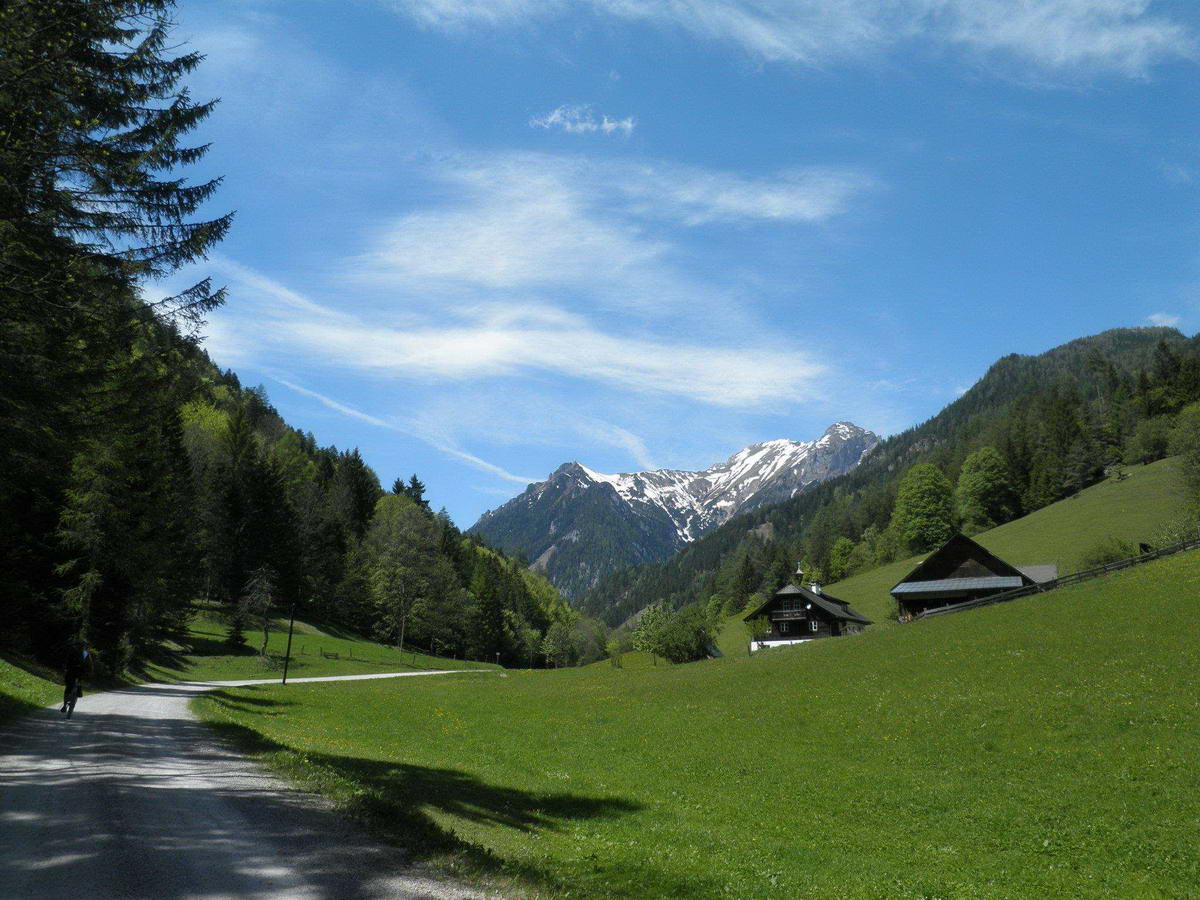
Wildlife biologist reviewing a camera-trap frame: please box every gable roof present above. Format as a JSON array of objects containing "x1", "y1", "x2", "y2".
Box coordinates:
[
  {"x1": 890, "y1": 532, "x2": 1033, "y2": 596},
  {"x1": 743, "y1": 583, "x2": 872, "y2": 625}
]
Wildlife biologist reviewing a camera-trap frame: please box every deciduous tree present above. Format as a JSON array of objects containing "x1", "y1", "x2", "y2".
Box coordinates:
[
  {"x1": 891, "y1": 463, "x2": 955, "y2": 552},
  {"x1": 956, "y1": 447, "x2": 1019, "y2": 533}
]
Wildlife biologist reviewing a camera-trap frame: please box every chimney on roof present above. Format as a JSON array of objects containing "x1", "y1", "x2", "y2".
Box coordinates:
[{"x1": 810, "y1": 582, "x2": 821, "y2": 595}]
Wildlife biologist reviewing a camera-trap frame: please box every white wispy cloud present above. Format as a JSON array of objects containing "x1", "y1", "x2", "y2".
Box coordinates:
[
  {"x1": 204, "y1": 255, "x2": 825, "y2": 408},
  {"x1": 406, "y1": 394, "x2": 662, "y2": 473},
  {"x1": 531, "y1": 104, "x2": 636, "y2": 137},
  {"x1": 204, "y1": 257, "x2": 824, "y2": 407},
  {"x1": 582, "y1": 421, "x2": 658, "y2": 470},
  {"x1": 282, "y1": 303, "x2": 819, "y2": 406},
  {"x1": 272, "y1": 378, "x2": 538, "y2": 485},
  {"x1": 1147, "y1": 312, "x2": 1181, "y2": 327},
  {"x1": 1160, "y1": 162, "x2": 1196, "y2": 184},
  {"x1": 354, "y1": 151, "x2": 873, "y2": 299},
  {"x1": 388, "y1": 0, "x2": 1195, "y2": 78}
]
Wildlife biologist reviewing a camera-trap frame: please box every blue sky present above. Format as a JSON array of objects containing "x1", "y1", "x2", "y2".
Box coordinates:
[{"x1": 165, "y1": 0, "x2": 1200, "y2": 527}]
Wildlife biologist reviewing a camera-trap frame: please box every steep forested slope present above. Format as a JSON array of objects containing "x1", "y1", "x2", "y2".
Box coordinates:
[
  {"x1": 579, "y1": 327, "x2": 1200, "y2": 626},
  {"x1": 0, "y1": 3, "x2": 578, "y2": 675}
]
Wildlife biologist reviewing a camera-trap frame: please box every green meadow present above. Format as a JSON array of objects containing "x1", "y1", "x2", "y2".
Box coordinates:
[
  {"x1": 143, "y1": 612, "x2": 494, "y2": 683},
  {"x1": 196, "y1": 549, "x2": 1200, "y2": 898}
]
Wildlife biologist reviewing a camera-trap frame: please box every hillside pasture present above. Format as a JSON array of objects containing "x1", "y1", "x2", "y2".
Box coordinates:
[
  {"x1": 196, "y1": 549, "x2": 1200, "y2": 898},
  {"x1": 827, "y1": 456, "x2": 1188, "y2": 628},
  {"x1": 143, "y1": 612, "x2": 494, "y2": 683}
]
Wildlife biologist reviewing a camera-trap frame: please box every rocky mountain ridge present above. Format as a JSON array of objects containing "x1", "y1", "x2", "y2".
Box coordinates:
[{"x1": 471, "y1": 422, "x2": 879, "y2": 596}]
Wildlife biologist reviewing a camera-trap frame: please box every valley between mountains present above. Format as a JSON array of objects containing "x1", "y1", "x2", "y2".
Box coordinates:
[{"x1": 471, "y1": 422, "x2": 879, "y2": 596}]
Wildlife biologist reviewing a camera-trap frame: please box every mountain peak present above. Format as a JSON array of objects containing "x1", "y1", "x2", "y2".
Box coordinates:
[{"x1": 472, "y1": 423, "x2": 880, "y2": 596}]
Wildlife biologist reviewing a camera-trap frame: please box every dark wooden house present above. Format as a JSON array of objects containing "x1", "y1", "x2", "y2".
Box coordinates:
[
  {"x1": 744, "y1": 582, "x2": 871, "y2": 652},
  {"x1": 890, "y1": 532, "x2": 1058, "y2": 620}
]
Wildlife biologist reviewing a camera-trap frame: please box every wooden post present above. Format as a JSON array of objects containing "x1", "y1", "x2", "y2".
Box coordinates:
[{"x1": 281, "y1": 598, "x2": 297, "y2": 685}]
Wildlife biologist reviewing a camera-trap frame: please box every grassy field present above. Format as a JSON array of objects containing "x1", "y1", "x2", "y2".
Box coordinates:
[
  {"x1": 196, "y1": 549, "x2": 1200, "y2": 898},
  {"x1": 826, "y1": 456, "x2": 1189, "y2": 629},
  {"x1": 142, "y1": 612, "x2": 494, "y2": 683},
  {"x1": 0, "y1": 654, "x2": 63, "y2": 725}
]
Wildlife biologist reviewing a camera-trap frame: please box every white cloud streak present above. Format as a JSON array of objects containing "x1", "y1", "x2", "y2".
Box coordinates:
[
  {"x1": 389, "y1": 0, "x2": 1194, "y2": 78},
  {"x1": 272, "y1": 378, "x2": 538, "y2": 485},
  {"x1": 206, "y1": 256, "x2": 825, "y2": 408},
  {"x1": 355, "y1": 151, "x2": 872, "y2": 296},
  {"x1": 531, "y1": 104, "x2": 636, "y2": 137},
  {"x1": 1147, "y1": 312, "x2": 1181, "y2": 327},
  {"x1": 276, "y1": 300, "x2": 822, "y2": 407}
]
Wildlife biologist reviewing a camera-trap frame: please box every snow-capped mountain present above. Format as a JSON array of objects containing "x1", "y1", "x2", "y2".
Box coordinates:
[{"x1": 470, "y1": 423, "x2": 879, "y2": 597}]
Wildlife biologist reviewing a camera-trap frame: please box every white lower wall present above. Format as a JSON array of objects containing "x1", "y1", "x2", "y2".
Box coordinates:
[{"x1": 749, "y1": 638, "x2": 816, "y2": 653}]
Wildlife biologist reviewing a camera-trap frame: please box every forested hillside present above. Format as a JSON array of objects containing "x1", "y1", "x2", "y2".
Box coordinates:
[
  {"x1": 0, "y1": 1, "x2": 593, "y2": 676},
  {"x1": 580, "y1": 328, "x2": 1200, "y2": 626}
]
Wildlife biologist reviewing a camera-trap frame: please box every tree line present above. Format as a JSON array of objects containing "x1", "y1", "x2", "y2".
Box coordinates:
[{"x1": 1, "y1": 1, "x2": 611, "y2": 674}]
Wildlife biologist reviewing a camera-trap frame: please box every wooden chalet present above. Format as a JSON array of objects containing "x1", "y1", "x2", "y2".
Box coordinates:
[
  {"x1": 744, "y1": 580, "x2": 871, "y2": 652},
  {"x1": 890, "y1": 532, "x2": 1058, "y2": 620}
]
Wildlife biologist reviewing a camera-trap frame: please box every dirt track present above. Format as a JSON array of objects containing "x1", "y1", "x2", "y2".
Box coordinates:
[{"x1": 0, "y1": 675, "x2": 492, "y2": 899}]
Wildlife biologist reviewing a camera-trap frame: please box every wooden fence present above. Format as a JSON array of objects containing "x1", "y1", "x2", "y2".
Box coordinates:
[{"x1": 912, "y1": 534, "x2": 1200, "y2": 622}]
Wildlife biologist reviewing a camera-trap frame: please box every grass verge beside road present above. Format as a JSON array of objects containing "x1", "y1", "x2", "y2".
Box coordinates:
[
  {"x1": 195, "y1": 550, "x2": 1200, "y2": 898},
  {"x1": 0, "y1": 655, "x2": 62, "y2": 725}
]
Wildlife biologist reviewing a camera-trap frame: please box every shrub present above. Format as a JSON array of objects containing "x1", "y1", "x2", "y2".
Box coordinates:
[
  {"x1": 1149, "y1": 513, "x2": 1200, "y2": 550},
  {"x1": 1076, "y1": 537, "x2": 1137, "y2": 571},
  {"x1": 657, "y1": 605, "x2": 715, "y2": 664},
  {"x1": 225, "y1": 607, "x2": 248, "y2": 649}
]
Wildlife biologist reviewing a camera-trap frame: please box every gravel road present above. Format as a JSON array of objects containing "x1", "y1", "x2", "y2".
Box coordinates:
[{"x1": 0, "y1": 674, "x2": 494, "y2": 899}]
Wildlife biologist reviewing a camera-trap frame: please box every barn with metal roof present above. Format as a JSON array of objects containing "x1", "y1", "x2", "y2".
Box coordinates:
[{"x1": 890, "y1": 533, "x2": 1057, "y2": 620}]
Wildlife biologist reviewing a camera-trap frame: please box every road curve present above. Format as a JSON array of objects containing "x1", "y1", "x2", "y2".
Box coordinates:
[{"x1": 0, "y1": 674, "x2": 493, "y2": 899}]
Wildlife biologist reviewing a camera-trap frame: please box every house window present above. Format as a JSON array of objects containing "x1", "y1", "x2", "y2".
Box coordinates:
[
  {"x1": 780, "y1": 622, "x2": 790, "y2": 634},
  {"x1": 809, "y1": 620, "x2": 819, "y2": 633}
]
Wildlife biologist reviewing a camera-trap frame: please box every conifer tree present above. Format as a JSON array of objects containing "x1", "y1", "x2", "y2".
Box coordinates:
[
  {"x1": 405, "y1": 474, "x2": 430, "y2": 509},
  {"x1": 2, "y1": 0, "x2": 229, "y2": 657},
  {"x1": 0, "y1": 0, "x2": 232, "y2": 319}
]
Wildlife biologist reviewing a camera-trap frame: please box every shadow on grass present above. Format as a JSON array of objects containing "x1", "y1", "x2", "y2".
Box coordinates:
[
  {"x1": 0, "y1": 651, "x2": 61, "y2": 683},
  {"x1": 0, "y1": 693, "x2": 44, "y2": 727},
  {"x1": 198, "y1": 692, "x2": 694, "y2": 897},
  {"x1": 203, "y1": 691, "x2": 296, "y2": 715},
  {"x1": 129, "y1": 627, "x2": 268, "y2": 683}
]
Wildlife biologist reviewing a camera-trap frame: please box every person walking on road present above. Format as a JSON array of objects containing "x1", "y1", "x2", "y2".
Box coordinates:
[{"x1": 61, "y1": 643, "x2": 93, "y2": 718}]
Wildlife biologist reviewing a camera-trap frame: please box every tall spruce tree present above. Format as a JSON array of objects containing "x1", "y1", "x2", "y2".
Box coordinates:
[
  {"x1": 1, "y1": 0, "x2": 230, "y2": 658},
  {"x1": 0, "y1": 0, "x2": 232, "y2": 316}
]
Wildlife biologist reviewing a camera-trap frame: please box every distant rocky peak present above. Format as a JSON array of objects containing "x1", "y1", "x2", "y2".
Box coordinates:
[{"x1": 471, "y1": 423, "x2": 879, "y2": 596}]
